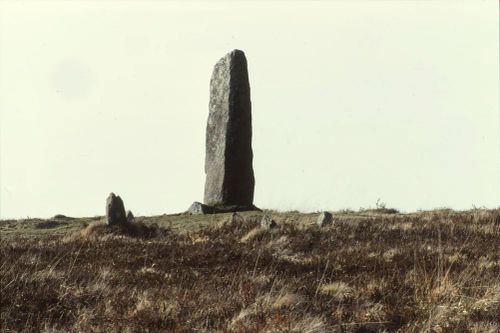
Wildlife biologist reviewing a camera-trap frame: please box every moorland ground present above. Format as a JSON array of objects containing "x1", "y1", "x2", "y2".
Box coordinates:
[{"x1": 0, "y1": 208, "x2": 499, "y2": 332}]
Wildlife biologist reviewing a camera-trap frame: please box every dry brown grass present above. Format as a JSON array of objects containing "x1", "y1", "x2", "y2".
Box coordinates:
[{"x1": 1, "y1": 208, "x2": 499, "y2": 332}]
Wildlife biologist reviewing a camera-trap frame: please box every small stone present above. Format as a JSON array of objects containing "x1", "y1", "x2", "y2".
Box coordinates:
[
  {"x1": 261, "y1": 215, "x2": 277, "y2": 229},
  {"x1": 106, "y1": 193, "x2": 127, "y2": 225},
  {"x1": 187, "y1": 201, "x2": 210, "y2": 215},
  {"x1": 317, "y1": 211, "x2": 333, "y2": 227},
  {"x1": 126, "y1": 210, "x2": 135, "y2": 222}
]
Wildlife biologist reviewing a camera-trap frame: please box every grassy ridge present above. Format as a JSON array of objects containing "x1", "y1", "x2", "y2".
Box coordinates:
[{"x1": 1, "y1": 209, "x2": 499, "y2": 332}]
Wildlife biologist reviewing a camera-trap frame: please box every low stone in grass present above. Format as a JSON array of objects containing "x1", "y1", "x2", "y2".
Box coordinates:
[
  {"x1": 317, "y1": 211, "x2": 333, "y2": 227},
  {"x1": 261, "y1": 215, "x2": 277, "y2": 229},
  {"x1": 187, "y1": 201, "x2": 212, "y2": 215},
  {"x1": 106, "y1": 192, "x2": 127, "y2": 225}
]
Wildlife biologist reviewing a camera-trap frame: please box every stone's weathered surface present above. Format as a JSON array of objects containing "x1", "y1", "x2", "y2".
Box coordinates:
[
  {"x1": 317, "y1": 211, "x2": 333, "y2": 227},
  {"x1": 187, "y1": 202, "x2": 211, "y2": 215},
  {"x1": 204, "y1": 49, "x2": 255, "y2": 208},
  {"x1": 126, "y1": 210, "x2": 135, "y2": 222},
  {"x1": 106, "y1": 193, "x2": 127, "y2": 225},
  {"x1": 261, "y1": 215, "x2": 277, "y2": 230}
]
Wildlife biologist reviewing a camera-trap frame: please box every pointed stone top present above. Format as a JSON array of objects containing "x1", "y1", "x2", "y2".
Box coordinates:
[
  {"x1": 218, "y1": 49, "x2": 246, "y2": 62},
  {"x1": 229, "y1": 49, "x2": 245, "y2": 56}
]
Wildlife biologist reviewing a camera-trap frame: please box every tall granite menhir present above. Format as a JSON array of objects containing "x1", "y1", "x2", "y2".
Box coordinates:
[{"x1": 204, "y1": 49, "x2": 255, "y2": 211}]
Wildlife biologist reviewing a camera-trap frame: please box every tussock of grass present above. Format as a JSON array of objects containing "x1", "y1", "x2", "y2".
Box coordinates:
[
  {"x1": 1, "y1": 208, "x2": 499, "y2": 332},
  {"x1": 75, "y1": 220, "x2": 165, "y2": 240},
  {"x1": 240, "y1": 226, "x2": 266, "y2": 243},
  {"x1": 319, "y1": 281, "x2": 353, "y2": 300},
  {"x1": 272, "y1": 292, "x2": 306, "y2": 309},
  {"x1": 35, "y1": 220, "x2": 68, "y2": 229}
]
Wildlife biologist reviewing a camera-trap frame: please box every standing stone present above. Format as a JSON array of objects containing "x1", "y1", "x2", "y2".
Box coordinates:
[
  {"x1": 204, "y1": 49, "x2": 255, "y2": 209},
  {"x1": 317, "y1": 211, "x2": 333, "y2": 227},
  {"x1": 126, "y1": 210, "x2": 135, "y2": 222},
  {"x1": 106, "y1": 193, "x2": 127, "y2": 225}
]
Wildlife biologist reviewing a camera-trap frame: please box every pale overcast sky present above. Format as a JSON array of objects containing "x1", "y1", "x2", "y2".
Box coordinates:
[{"x1": 0, "y1": 1, "x2": 498, "y2": 219}]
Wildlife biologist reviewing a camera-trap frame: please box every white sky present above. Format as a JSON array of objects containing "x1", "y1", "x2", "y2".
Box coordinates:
[{"x1": 0, "y1": 1, "x2": 498, "y2": 219}]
